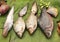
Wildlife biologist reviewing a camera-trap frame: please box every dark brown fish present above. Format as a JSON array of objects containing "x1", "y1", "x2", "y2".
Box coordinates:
[
  {"x1": 38, "y1": 7, "x2": 53, "y2": 38},
  {"x1": 47, "y1": 7, "x2": 58, "y2": 17}
]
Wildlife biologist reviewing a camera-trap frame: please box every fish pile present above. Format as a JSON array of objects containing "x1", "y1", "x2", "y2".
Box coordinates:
[
  {"x1": 38, "y1": 6, "x2": 58, "y2": 38},
  {"x1": 1, "y1": 1, "x2": 58, "y2": 38},
  {"x1": 38, "y1": 7, "x2": 53, "y2": 38}
]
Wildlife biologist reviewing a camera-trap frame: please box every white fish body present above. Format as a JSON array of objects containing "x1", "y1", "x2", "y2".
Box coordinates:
[
  {"x1": 2, "y1": 6, "x2": 14, "y2": 37},
  {"x1": 14, "y1": 17, "x2": 25, "y2": 37},
  {"x1": 26, "y1": 2, "x2": 37, "y2": 34},
  {"x1": 26, "y1": 14, "x2": 37, "y2": 34}
]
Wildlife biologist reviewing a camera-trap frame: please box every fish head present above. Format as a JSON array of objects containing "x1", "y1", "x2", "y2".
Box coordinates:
[
  {"x1": 44, "y1": 24, "x2": 53, "y2": 38},
  {"x1": 28, "y1": 27, "x2": 34, "y2": 34},
  {"x1": 17, "y1": 31, "x2": 23, "y2": 38}
]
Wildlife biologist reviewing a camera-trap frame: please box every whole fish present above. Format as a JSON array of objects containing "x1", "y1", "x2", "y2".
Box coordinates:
[
  {"x1": 38, "y1": 7, "x2": 53, "y2": 38},
  {"x1": 14, "y1": 5, "x2": 27, "y2": 38},
  {"x1": 26, "y1": 2, "x2": 37, "y2": 34},
  {"x1": 2, "y1": 6, "x2": 14, "y2": 37},
  {"x1": 47, "y1": 7, "x2": 58, "y2": 17},
  {"x1": 19, "y1": 5, "x2": 27, "y2": 17}
]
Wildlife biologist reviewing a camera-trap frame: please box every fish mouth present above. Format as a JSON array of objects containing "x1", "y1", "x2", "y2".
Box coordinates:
[
  {"x1": 28, "y1": 27, "x2": 34, "y2": 35},
  {"x1": 17, "y1": 31, "x2": 23, "y2": 38}
]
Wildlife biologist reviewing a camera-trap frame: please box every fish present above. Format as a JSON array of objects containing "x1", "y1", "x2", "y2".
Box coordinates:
[
  {"x1": 0, "y1": 4, "x2": 10, "y2": 15},
  {"x1": 38, "y1": 7, "x2": 53, "y2": 38},
  {"x1": 26, "y1": 2, "x2": 37, "y2": 34},
  {"x1": 14, "y1": 5, "x2": 27, "y2": 38},
  {"x1": 47, "y1": 7, "x2": 58, "y2": 17},
  {"x1": 31, "y1": 2, "x2": 37, "y2": 14},
  {"x1": 2, "y1": 6, "x2": 14, "y2": 37},
  {"x1": 57, "y1": 21, "x2": 60, "y2": 35}
]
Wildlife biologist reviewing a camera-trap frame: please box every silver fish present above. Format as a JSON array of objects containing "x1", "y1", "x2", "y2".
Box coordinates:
[
  {"x1": 26, "y1": 2, "x2": 37, "y2": 34},
  {"x1": 38, "y1": 7, "x2": 53, "y2": 38},
  {"x1": 47, "y1": 7, "x2": 58, "y2": 17},
  {"x1": 14, "y1": 5, "x2": 27, "y2": 38},
  {"x1": 2, "y1": 6, "x2": 14, "y2": 37}
]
